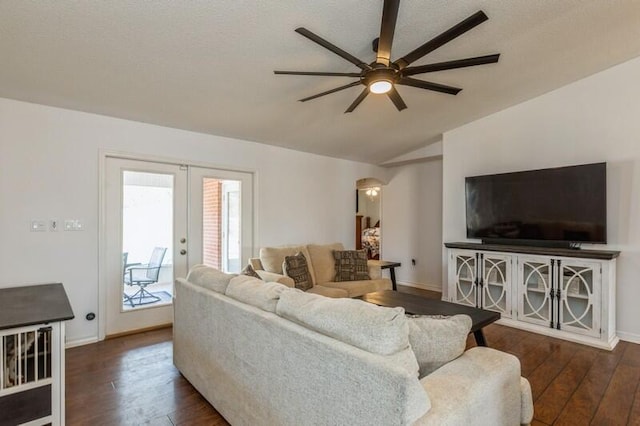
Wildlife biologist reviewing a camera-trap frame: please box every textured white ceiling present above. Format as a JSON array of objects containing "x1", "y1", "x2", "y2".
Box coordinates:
[{"x1": 1, "y1": 1, "x2": 640, "y2": 164}]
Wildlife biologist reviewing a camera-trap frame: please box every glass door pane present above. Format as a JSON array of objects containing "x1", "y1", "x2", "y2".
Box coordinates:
[
  {"x1": 122, "y1": 171, "x2": 174, "y2": 310},
  {"x1": 222, "y1": 181, "x2": 241, "y2": 273},
  {"x1": 201, "y1": 178, "x2": 242, "y2": 273},
  {"x1": 190, "y1": 167, "x2": 253, "y2": 273}
]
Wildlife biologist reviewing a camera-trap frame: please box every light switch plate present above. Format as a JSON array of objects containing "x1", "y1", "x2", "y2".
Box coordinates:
[{"x1": 30, "y1": 220, "x2": 47, "y2": 232}]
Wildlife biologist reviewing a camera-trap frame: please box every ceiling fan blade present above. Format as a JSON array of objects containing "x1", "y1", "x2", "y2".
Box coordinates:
[
  {"x1": 395, "y1": 11, "x2": 489, "y2": 69},
  {"x1": 402, "y1": 54, "x2": 500, "y2": 76},
  {"x1": 387, "y1": 86, "x2": 407, "y2": 111},
  {"x1": 299, "y1": 81, "x2": 362, "y2": 102},
  {"x1": 344, "y1": 89, "x2": 369, "y2": 113},
  {"x1": 376, "y1": 0, "x2": 401, "y2": 66},
  {"x1": 274, "y1": 70, "x2": 361, "y2": 77},
  {"x1": 398, "y1": 77, "x2": 462, "y2": 95},
  {"x1": 295, "y1": 28, "x2": 371, "y2": 71}
]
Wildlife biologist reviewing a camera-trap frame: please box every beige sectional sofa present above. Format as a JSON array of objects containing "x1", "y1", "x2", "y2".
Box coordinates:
[
  {"x1": 174, "y1": 265, "x2": 534, "y2": 426},
  {"x1": 249, "y1": 242, "x2": 391, "y2": 298}
]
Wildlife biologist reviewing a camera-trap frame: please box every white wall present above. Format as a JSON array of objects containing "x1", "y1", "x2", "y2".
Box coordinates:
[
  {"x1": 442, "y1": 55, "x2": 640, "y2": 342},
  {"x1": 383, "y1": 159, "x2": 443, "y2": 291},
  {"x1": 0, "y1": 97, "x2": 385, "y2": 344}
]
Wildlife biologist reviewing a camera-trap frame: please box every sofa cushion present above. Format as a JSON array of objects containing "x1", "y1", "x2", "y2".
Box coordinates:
[
  {"x1": 241, "y1": 263, "x2": 262, "y2": 279},
  {"x1": 407, "y1": 314, "x2": 472, "y2": 377},
  {"x1": 186, "y1": 264, "x2": 236, "y2": 293},
  {"x1": 259, "y1": 245, "x2": 316, "y2": 285},
  {"x1": 225, "y1": 275, "x2": 289, "y2": 313},
  {"x1": 318, "y1": 278, "x2": 391, "y2": 298},
  {"x1": 333, "y1": 249, "x2": 371, "y2": 282},
  {"x1": 307, "y1": 242, "x2": 343, "y2": 284},
  {"x1": 306, "y1": 285, "x2": 349, "y2": 298},
  {"x1": 276, "y1": 289, "x2": 409, "y2": 356},
  {"x1": 282, "y1": 252, "x2": 313, "y2": 291}
]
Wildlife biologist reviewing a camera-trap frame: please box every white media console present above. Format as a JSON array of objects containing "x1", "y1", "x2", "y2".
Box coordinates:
[{"x1": 445, "y1": 242, "x2": 620, "y2": 350}]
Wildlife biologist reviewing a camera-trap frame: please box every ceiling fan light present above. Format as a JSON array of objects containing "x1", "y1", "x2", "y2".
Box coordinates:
[{"x1": 369, "y1": 80, "x2": 393, "y2": 94}]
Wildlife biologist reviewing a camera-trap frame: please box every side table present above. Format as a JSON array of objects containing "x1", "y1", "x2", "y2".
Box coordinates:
[{"x1": 368, "y1": 260, "x2": 401, "y2": 291}]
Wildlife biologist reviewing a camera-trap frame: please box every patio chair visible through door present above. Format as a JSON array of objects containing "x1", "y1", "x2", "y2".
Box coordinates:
[{"x1": 123, "y1": 247, "x2": 167, "y2": 307}]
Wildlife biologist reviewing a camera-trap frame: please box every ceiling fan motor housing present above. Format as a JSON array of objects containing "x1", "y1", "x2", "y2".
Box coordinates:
[{"x1": 362, "y1": 66, "x2": 398, "y2": 87}]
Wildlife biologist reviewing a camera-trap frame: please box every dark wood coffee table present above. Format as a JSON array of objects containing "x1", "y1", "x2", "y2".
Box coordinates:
[{"x1": 360, "y1": 290, "x2": 500, "y2": 346}]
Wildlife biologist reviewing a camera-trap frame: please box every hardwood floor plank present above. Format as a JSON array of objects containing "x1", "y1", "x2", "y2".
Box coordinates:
[
  {"x1": 530, "y1": 420, "x2": 551, "y2": 426},
  {"x1": 527, "y1": 340, "x2": 580, "y2": 400},
  {"x1": 168, "y1": 395, "x2": 231, "y2": 426},
  {"x1": 591, "y1": 362, "x2": 640, "y2": 425},
  {"x1": 533, "y1": 346, "x2": 598, "y2": 424},
  {"x1": 620, "y1": 341, "x2": 640, "y2": 368},
  {"x1": 553, "y1": 342, "x2": 626, "y2": 425},
  {"x1": 629, "y1": 380, "x2": 640, "y2": 426}
]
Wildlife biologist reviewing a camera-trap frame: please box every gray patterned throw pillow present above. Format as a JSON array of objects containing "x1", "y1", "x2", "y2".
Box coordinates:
[
  {"x1": 283, "y1": 252, "x2": 313, "y2": 291},
  {"x1": 333, "y1": 250, "x2": 370, "y2": 282}
]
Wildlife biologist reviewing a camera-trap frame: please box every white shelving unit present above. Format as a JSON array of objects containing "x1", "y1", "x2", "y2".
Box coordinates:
[
  {"x1": 0, "y1": 284, "x2": 74, "y2": 426},
  {"x1": 446, "y1": 243, "x2": 619, "y2": 350}
]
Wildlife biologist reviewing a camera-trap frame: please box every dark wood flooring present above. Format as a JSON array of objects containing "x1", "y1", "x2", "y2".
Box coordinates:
[{"x1": 66, "y1": 286, "x2": 640, "y2": 425}]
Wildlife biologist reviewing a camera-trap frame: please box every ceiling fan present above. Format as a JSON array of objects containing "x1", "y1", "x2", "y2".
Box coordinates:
[{"x1": 274, "y1": 0, "x2": 500, "y2": 113}]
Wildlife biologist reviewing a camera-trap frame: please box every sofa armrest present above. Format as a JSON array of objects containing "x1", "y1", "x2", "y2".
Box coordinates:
[
  {"x1": 256, "y1": 270, "x2": 295, "y2": 287},
  {"x1": 367, "y1": 260, "x2": 382, "y2": 279},
  {"x1": 415, "y1": 347, "x2": 528, "y2": 425},
  {"x1": 249, "y1": 257, "x2": 263, "y2": 270}
]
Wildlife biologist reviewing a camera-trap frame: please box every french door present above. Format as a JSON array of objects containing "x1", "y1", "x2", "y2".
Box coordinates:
[
  {"x1": 188, "y1": 167, "x2": 253, "y2": 273},
  {"x1": 103, "y1": 157, "x2": 253, "y2": 336}
]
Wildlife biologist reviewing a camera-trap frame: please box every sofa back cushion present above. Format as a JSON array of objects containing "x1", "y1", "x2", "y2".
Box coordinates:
[
  {"x1": 186, "y1": 264, "x2": 236, "y2": 293},
  {"x1": 259, "y1": 245, "x2": 316, "y2": 285},
  {"x1": 276, "y1": 289, "x2": 409, "y2": 356},
  {"x1": 225, "y1": 275, "x2": 289, "y2": 313},
  {"x1": 307, "y1": 242, "x2": 344, "y2": 284}
]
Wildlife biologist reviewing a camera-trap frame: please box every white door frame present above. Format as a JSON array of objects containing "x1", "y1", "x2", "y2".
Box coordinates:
[{"x1": 98, "y1": 150, "x2": 257, "y2": 340}]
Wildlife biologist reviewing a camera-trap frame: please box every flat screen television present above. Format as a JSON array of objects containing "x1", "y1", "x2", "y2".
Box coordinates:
[{"x1": 465, "y1": 162, "x2": 606, "y2": 246}]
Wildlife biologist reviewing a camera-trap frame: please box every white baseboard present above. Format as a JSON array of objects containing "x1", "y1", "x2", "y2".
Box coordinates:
[
  {"x1": 66, "y1": 336, "x2": 99, "y2": 349},
  {"x1": 617, "y1": 331, "x2": 640, "y2": 345},
  {"x1": 496, "y1": 318, "x2": 619, "y2": 351},
  {"x1": 397, "y1": 281, "x2": 442, "y2": 293}
]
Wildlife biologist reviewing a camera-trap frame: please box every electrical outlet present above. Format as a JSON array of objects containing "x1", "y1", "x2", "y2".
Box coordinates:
[{"x1": 64, "y1": 219, "x2": 85, "y2": 231}]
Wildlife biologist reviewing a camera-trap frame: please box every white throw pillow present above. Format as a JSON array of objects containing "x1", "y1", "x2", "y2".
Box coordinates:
[
  {"x1": 225, "y1": 275, "x2": 289, "y2": 313},
  {"x1": 186, "y1": 264, "x2": 236, "y2": 293},
  {"x1": 407, "y1": 314, "x2": 472, "y2": 377}
]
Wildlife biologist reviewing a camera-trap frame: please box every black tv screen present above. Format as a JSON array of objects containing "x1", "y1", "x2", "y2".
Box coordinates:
[{"x1": 465, "y1": 163, "x2": 607, "y2": 244}]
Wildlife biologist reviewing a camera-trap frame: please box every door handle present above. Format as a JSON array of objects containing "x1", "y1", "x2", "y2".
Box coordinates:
[{"x1": 180, "y1": 249, "x2": 187, "y2": 255}]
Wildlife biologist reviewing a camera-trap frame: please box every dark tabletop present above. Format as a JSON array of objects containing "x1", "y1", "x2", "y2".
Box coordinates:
[
  {"x1": 369, "y1": 260, "x2": 401, "y2": 268},
  {"x1": 0, "y1": 283, "x2": 75, "y2": 330},
  {"x1": 360, "y1": 290, "x2": 500, "y2": 332}
]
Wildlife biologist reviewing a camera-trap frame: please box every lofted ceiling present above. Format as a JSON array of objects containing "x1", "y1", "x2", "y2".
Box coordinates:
[{"x1": 1, "y1": 1, "x2": 640, "y2": 164}]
